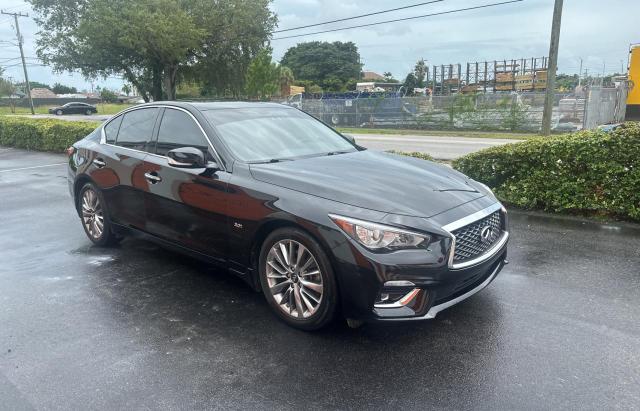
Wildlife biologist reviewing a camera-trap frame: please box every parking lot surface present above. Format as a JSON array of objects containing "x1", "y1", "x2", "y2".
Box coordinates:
[{"x1": 1, "y1": 147, "x2": 639, "y2": 410}]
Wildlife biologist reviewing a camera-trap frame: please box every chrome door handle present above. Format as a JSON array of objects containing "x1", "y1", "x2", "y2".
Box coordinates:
[
  {"x1": 144, "y1": 172, "x2": 162, "y2": 184},
  {"x1": 93, "y1": 158, "x2": 106, "y2": 168}
]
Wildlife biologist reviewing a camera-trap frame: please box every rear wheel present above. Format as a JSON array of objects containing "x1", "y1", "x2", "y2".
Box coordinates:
[
  {"x1": 78, "y1": 182, "x2": 119, "y2": 246},
  {"x1": 85, "y1": 109, "x2": 92, "y2": 115},
  {"x1": 259, "y1": 228, "x2": 338, "y2": 330}
]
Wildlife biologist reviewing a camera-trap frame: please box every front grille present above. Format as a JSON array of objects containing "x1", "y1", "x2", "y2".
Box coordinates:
[{"x1": 451, "y1": 211, "x2": 503, "y2": 263}]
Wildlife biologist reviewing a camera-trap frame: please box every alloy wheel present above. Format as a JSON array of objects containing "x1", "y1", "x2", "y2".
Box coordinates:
[
  {"x1": 81, "y1": 188, "x2": 104, "y2": 240},
  {"x1": 266, "y1": 239, "x2": 324, "y2": 318}
]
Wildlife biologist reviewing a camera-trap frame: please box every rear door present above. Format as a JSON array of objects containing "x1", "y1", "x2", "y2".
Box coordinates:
[
  {"x1": 140, "y1": 107, "x2": 229, "y2": 261},
  {"x1": 93, "y1": 107, "x2": 160, "y2": 230}
]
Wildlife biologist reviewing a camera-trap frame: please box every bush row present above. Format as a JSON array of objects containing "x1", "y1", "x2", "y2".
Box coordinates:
[
  {"x1": 0, "y1": 117, "x2": 99, "y2": 153},
  {"x1": 452, "y1": 123, "x2": 640, "y2": 221}
]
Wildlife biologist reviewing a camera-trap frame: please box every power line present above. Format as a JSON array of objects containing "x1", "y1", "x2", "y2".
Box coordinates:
[
  {"x1": 274, "y1": 0, "x2": 445, "y2": 33},
  {"x1": 272, "y1": 0, "x2": 525, "y2": 40}
]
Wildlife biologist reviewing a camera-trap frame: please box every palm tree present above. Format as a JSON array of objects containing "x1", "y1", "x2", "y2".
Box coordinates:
[{"x1": 278, "y1": 66, "x2": 295, "y2": 96}]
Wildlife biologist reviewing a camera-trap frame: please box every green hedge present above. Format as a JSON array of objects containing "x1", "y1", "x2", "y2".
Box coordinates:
[
  {"x1": 0, "y1": 117, "x2": 100, "y2": 153},
  {"x1": 452, "y1": 123, "x2": 640, "y2": 221}
]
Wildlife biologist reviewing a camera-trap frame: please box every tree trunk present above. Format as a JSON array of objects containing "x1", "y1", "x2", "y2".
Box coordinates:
[
  {"x1": 152, "y1": 64, "x2": 163, "y2": 101},
  {"x1": 122, "y1": 67, "x2": 150, "y2": 102},
  {"x1": 163, "y1": 64, "x2": 178, "y2": 100}
]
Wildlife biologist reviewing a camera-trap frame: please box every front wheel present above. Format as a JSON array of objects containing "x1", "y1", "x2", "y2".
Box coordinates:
[
  {"x1": 56, "y1": 109, "x2": 63, "y2": 115},
  {"x1": 78, "y1": 182, "x2": 119, "y2": 246},
  {"x1": 259, "y1": 228, "x2": 338, "y2": 330}
]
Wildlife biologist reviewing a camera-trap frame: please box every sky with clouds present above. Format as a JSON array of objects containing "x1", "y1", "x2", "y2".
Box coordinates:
[{"x1": 1, "y1": 0, "x2": 638, "y2": 91}]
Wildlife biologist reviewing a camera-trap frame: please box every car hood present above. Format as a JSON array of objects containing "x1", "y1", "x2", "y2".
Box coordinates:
[{"x1": 249, "y1": 150, "x2": 485, "y2": 218}]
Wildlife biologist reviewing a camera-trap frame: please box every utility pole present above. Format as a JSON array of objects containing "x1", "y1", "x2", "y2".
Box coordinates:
[
  {"x1": 578, "y1": 57, "x2": 583, "y2": 87},
  {"x1": 1, "y1": 10, "x2": 35, "y2": 115},
  {"x1": 542, "y1": 0, "x2": 563, "y2": 136}
]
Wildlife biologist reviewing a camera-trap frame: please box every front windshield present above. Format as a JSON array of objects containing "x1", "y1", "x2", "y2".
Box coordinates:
[{"x1": 202, "y1": 107, "x2": 357, "y2": 162}]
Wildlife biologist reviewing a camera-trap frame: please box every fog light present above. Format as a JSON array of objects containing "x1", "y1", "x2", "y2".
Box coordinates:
[{"x1": 374, "y1": 282, "x2": 422, "y2": 308}]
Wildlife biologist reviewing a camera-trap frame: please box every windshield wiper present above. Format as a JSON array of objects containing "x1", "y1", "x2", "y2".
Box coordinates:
[{"x1": 325, "y1": 150, "x2": 352, "y2": 156}]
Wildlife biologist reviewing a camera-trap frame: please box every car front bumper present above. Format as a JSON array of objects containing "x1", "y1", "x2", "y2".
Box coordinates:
[{"x1": 328, "y1": 203, "x2": 509, "y2": 322}]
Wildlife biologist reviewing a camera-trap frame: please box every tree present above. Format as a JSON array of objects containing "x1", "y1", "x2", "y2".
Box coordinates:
[
  {"x1": 278, "y1": 66, "x2": 295, "y2": 96},
  {"x1": 403, "y1": 73, "x2": 419, "y2": 95},
  {"x1": 52, "y1": 83, "x2": 77, "y2": 94},
  {"x1": 245, "y1": 48, "x2": 279, "y2": 100},
  {"x1": 414, "y1": 59, "x2": 427, "y2": 87},
  {"x1": 0, "y1": 70, "x2": 18, "y2": 113},
  {"x1": 100, "y1": 88, "x2": 118, "y2": 103},
  {"x1": 28, "y1": 0, "x2": 276, "y2": 101},
  {"x1": 280, "y1": 41, "x2": 361, "y2": 91},
  {"x1": 121, "y1": 84, "x2": 131, "y2": 96},
  {"x1": 382, "y1": 72, "x2": 399, "y2": 83},
  {"x1": 16, "y1": 81, "x2": 50, "y2": 90}
]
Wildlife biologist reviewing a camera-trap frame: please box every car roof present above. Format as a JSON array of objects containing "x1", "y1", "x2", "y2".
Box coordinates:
[{"x1": 133, "y1": 101, "x2": 293, "y2": 112}]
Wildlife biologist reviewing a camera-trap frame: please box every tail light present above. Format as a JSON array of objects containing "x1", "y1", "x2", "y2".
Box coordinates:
[{"x1": 66, "y1": 146, "x2": 76, "y2": 157}]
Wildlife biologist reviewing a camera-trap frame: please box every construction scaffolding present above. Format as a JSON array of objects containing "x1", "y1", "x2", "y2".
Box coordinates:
[{"x1": 429, "y1": 57, "x2": 549, "y2": 95}]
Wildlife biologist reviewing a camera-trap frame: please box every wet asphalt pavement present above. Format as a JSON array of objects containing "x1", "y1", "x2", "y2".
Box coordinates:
[{"x1": 1, "y1": 147, "x2": 639, "y2": 410}]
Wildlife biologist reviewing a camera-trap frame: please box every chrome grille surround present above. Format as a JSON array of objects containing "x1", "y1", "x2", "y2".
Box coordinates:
[
  {"x1": 451, "y1": 211, "x2": 503, "y2": 263},
  {"x1": 441, "y1": 203, "x2": 508, "y2": 269}
]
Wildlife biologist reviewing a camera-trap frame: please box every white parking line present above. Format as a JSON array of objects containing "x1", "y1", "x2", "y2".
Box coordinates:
[{"x1": 0, "y1": 163, "x2": 67, "y2": 173}]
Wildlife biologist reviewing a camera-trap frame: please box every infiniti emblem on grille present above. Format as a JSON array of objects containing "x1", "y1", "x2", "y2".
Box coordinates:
[{"x1": 480, "y1": 226, "x2": 493, "y2": 244}]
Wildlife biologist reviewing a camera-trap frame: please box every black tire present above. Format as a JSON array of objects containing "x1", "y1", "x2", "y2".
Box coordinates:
[
  {"x1": 78, "y1": 182, "x2": 119, "y2": 246},
  {"x1": 85, "y1": 109, "x2": 92, "y2": 115},
  {"x1": 258, "y1": 227, "x2": 338, "y2": 330},
  {"x1": 56, "y1": 109, "x2": 63, "y2": 116}
]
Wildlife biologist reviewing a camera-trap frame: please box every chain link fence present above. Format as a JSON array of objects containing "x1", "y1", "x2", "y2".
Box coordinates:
[{"x1": 288, "y1": 84, "x2": 629, "y2": 132}]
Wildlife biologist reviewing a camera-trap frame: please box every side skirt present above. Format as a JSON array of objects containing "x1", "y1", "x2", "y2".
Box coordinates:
[{"x1": 111, "y1": 223, "x2": 260, "y2": 291}]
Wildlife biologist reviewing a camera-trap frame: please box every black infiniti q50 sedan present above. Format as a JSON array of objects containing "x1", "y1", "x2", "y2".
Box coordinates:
[{"x1": 67, "y1": 102, "x2": 508, "y2": 330}]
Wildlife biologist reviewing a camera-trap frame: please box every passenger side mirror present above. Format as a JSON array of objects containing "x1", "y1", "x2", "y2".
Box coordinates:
[{"x1": 167, "y1": 147, "x2": 206, "y2": 168}]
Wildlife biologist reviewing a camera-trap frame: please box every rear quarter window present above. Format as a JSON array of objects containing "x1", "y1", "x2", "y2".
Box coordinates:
[{"x1": 104, "y1": 115, "x2": 123, "y2": 144}]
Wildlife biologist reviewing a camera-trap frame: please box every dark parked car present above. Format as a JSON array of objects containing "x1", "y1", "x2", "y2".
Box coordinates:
[
  {"x1": 49, "y1": 102, "x2": 97, "y2": 115},
  {"x1": 67, "y1": 102, "x2": 508, "y2": 330}
]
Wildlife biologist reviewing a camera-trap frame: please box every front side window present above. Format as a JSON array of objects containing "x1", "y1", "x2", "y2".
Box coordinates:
[
  {"x1": 155, "y1": 109, "x2": 210, "y2": 157},
  {"x1": 115, "y1": 108, "x2": 159, "y2": 151},
  {"x1": 104, "y1": 115, "x2": 123, "y2": 144},
  {"x1": 202, "y1": 107, "x2": 356, "y2": 162}
]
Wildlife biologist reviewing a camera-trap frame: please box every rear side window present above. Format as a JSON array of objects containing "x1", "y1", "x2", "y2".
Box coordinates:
[
  {"x1": 155, "y1": 109, "x2": 210, "y2": 157},
  {"x1": 104, "y1": 115, "x2": 123, "y2": 144},
  {"x1": 115, "y1": 108, "x2": 159, "y2": 151}
]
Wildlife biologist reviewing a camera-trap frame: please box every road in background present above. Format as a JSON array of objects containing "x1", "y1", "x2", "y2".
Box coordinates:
[
  {"x1": 1, "y1": 147, "x2": 639, "y2": 410},
  {"x1": 352, "y1": 133, "x2": 520, "y2": 159}
]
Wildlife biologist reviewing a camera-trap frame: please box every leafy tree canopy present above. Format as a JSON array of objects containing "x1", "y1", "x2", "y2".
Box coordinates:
[
  {"x1": 52, "y1": 83, "x2": 77, "y2": 94},
  {"x1": 413, "y1": 59, "x2": 427, "y2": 87},
  {"x1": 16, "y1": 81, "x2": 50, "y2": 90},
  {"x1": 27, "y1": 0, "x2": 276, "y2": 101},
  {"x1": 280, "y1": 41, "x2": 361, "y2": 91}
]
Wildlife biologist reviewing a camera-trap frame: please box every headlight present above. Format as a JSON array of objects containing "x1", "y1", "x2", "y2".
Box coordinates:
[{"x1": 329, "y1": 214, "x2": 430, "y2": 251}]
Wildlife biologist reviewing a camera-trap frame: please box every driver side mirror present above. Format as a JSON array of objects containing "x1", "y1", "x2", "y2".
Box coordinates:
[{"x1": 167, "y1": 147, "x2": 206, "y2": 168}]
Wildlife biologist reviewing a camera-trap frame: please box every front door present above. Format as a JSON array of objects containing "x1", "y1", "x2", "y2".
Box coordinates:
[{"x1": 140, "y1": 107, "x2": 229, "y2": 262}]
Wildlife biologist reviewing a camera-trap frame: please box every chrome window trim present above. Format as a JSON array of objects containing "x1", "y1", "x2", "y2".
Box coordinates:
[
  {"x1": 441, "y1": 202, "x2": 508, "y2": 269},
  {"x1": 99, "y1": 104, "x2": 226, "y2": 171}
]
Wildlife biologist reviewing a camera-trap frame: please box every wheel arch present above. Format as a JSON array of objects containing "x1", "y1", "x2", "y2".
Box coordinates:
[
  {"x1": 72, "y1": 174, "x2": 95, "y2": 215},
  {"x1": 249, "y1": 218, "x2": 341, "y2": 301}
]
